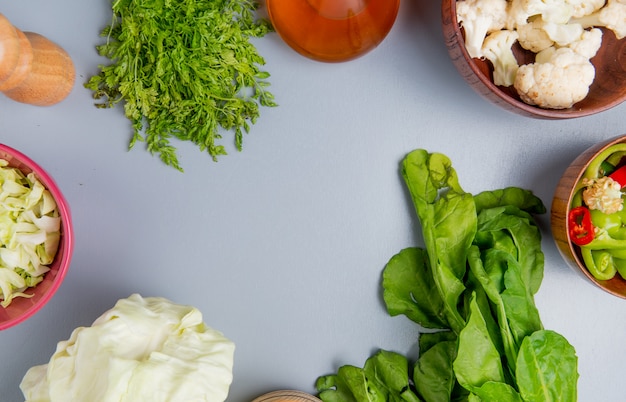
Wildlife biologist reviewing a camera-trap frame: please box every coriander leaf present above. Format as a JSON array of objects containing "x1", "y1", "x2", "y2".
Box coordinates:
[{"x1": 85, "y1": 0, "x2": 276, "y2": 171}]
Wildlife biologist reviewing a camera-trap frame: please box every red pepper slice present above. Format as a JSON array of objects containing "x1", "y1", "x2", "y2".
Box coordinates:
[
  {"x1": 609, "y1": 165, "x2": 626, "y2": 188},
  {"x1": 568, "y1": 206, "x2": 595, "y2": 246}
]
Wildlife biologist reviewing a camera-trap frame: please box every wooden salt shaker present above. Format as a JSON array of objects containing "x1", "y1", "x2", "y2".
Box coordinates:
[{"x1": 0, "y1": 13, "x2": 75, "y2": 106}]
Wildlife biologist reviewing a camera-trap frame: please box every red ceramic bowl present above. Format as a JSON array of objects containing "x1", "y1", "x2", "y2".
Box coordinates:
[{"x1": 0, "y1": 144, "x2": 73, "y2": 330}]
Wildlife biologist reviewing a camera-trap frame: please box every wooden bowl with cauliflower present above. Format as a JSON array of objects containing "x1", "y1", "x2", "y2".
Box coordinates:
[
  {"x1": 552, "y1": 135, "x2": 626, "y2": 298},
  {"x1": 442, "y1": 0, "x2": 626, "y2": 119}
]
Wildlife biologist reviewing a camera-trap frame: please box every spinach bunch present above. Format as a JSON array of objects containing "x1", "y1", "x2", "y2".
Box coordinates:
[
  {"x1": 85, "y1": 0, "x2": 276, "y2": 171},
  {"x1": 316, "y1": 150, "x2": 578, "y2": 402}
]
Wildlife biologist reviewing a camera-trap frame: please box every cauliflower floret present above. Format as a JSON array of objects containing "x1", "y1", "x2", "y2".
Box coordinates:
[
  {"x1": 481, "y1": 30, "x2": 520, "y2": 86},
  {"x1": 456, "y1": 0, "x2": 509, "y2": 58},
  {"x1": 514, "y1": 47, "x2": 595, "y2": 108},
  {"x1": 582, "y1": 176, "x2": 624, "y2": 214},
  {"x1": 517, "y1": 15, "x2": 584, "y2": 51},
  {"x1": 565, "y1": 0, "x2": 606, "y2": 18},
  {"x1": 507, "y1": 0, "x2": 574, "y2": 28},
  {"x1": 571, "y1": 0, "x2": 626, "y2": 39},
  {"x1": 567, "y1": 27, "x2": 603, "y2": 58},
  {"x1": 542, "y1": 21, "x2": 584, "y2": 45},
  {"x1": 517, "y1": 16, "x2": 555, "y2": 52}
]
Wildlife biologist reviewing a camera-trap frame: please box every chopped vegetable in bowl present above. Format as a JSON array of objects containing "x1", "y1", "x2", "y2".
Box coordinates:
[
  {"x1": 0, "y1": 159, "x2": 60, "y2": 307},
  {"x1": 568, "y1": 142, "x2": 626, "y2": 280},
  {"x1": 455, "y1": 0, "x2": 625, "y2": 109}
]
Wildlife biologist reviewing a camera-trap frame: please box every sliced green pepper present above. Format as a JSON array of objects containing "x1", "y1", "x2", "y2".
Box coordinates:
[
  {"x1": 581, "y1": 248, "x2": 617, "y2": 280},
  {"x1": 589, "y1": 209, "x2": 626, "y2": 239},
  {"x1": 614, "y1": 257, "x2": 626, "y2": 280}
]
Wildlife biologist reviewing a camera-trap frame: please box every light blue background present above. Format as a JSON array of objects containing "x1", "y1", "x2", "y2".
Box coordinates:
[{"x1": 0, "y1": 1, "x2": 624, "y2": 401}]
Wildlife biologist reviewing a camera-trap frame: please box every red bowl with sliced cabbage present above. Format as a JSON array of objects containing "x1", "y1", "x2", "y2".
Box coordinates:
[{"x1": 0, "y1": 144, "x2": 73, "y2": 329}]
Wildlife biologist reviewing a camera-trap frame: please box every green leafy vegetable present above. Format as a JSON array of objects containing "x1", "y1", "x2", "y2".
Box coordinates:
[
  {"x1": 317, "y1": 150, "x2": 578, "y2": 402},
  {"x1": 85, "y1": 0, "x2": 276, "y2": 171},
  {"x1": 316, "y1": 350, "x2": 422, "y2": 402},
  {"x1": 0, "y1": 159, "x2": 61, "y2": 307}
]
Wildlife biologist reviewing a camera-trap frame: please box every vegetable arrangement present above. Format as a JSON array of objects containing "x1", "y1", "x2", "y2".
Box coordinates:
[
  {"x1": 20, "y1": 294, "x2": 235, "y2": 402},
  {"x1": 316, "y1": 150, "x2": 578, "y2": 402},
  {"x1": 85, "y1": 0, "x2": 277, "y2": 172},
  {"x1": 456, "y1": 0, "x2": 626, "y2": 109},
  {"x1": 0, "y1": 160, "x2": 61, "y2": 307},
  {"x1": 568, "y1": 143, "x2": 626, "y2": 280}
]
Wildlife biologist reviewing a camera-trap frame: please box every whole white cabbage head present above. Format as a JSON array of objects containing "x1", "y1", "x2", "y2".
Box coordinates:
[{"x1": 20, "y1": 294, "x2": 235, "y2": 402}]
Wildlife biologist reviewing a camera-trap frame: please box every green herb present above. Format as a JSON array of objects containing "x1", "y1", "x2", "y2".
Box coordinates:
[
  {"x1": 316, "y1": 150, "x2": 578, "y2": 402},
  {"x1": 85, "y1": 0, "x2": 276, "y2": 171}
]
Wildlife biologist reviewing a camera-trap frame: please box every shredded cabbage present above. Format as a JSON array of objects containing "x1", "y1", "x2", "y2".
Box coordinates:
[
  {"x1": 20, "y1": 294, "x2": 236, "y2": 402},
  {"x1": 0, "y1": 159, "x2": 61, "y2": 307}
]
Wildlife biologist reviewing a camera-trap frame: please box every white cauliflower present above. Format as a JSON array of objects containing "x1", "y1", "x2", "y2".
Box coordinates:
[
  {"x1": 517, "y1": 15, "x2": 584, "y2": 51},
  {"x1": 507, "y1": 0, "x2": 574, "y2": 28},
  {"x1": 514, "y1": 46, "x2": 595, "y2": 108},
  {"x1": 567, "y1": 27, "x2": 603, "y2": 58},
  {"x1": 517, "y1": 16, "x2": 556, "y2": 52},
  {"x1": 481, "y1": 30, "x2": 520, "y2": 86},
  {"x1": 456, "y1": 0, "x2": 509, "y2": 58},
  {"x1": 582, "y1": 176, "x2": 624, "y2": 214},
  {"x1": 542, "y1": 21, "x2": 584, "y2": 45},
  {"x1": 566, "y1": 0, "x2": 606, "y2": 18},
  {"x1": 571, "y1": 0, "x2": 626, "y2": 39}
]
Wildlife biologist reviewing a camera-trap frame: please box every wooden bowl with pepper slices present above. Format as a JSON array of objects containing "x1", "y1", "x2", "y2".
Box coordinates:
[{"x1": 552, "y1": 135, "x2": 626, "y2": 298}]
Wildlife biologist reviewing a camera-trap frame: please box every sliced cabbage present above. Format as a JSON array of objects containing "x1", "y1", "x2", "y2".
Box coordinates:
[
  {"x1": 0, "y1": 159, "x2": 61, "y2": 307},
  {"x1": 20, "y1": 294, "x2": 236, "y2": 402}
]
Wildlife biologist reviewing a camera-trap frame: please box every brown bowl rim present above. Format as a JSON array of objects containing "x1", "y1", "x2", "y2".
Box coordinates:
[
  {"x1": 551, "y1": 134, "x2": 626, "y2": 298},
  {"x1": 252, "y1": 390, "x2": 322, "y2": 402}
]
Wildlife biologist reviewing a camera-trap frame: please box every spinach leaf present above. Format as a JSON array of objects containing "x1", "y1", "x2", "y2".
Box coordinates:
[
  {"x1": 316, "y1": 365, "x2": 372, "y2": 402},
  {"x1": 500, "y1": 259, "x2": 543, "y2": 350},
  {"x1": 383, "y1": 247, "x2": 448, "y2": 329},
  {"x1": 473, "y1": 188, "x2": 546, "y2": 215},
  {"x1": 317, "y1": 351, "x2": 422, "y2": 402},
  {"x1": 469, "y1": 382, "x2": 523, "y2": 402},
  {"x1": 364, "y1": 351, "x2": 422, "y2": 402},
  {"x1": 476, "y1": 206, "x2": 545, "y2": 294},
  {"x1": 413, "y1": 340, "x2": 457, "y2": 402},
  {"x1": 316, "y1": 150, "x2": 578, "y2": 402},
  {"x1": 401, "y1": 150, "x2": 476, "y2": 333},
  {"x1": 417, "y1": 331, "x2": 457, "y2": 356},
  {"x1": 453, "y1": 294, "x2": 506, "y2": 394},
  {"x1": 516, "y1": 330, "x2": 579, "y2": 402}
]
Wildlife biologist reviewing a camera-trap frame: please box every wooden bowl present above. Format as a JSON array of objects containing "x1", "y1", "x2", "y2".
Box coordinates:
[
  {"x1": 252, "y1": 390, "x2": 322, "y2": 402},
  {"x1": 552, "y1": 135, "x2": 626, "y2": 298},
  {"x1": 441, "y1": 0, "x2": 626, "y2": 119}
]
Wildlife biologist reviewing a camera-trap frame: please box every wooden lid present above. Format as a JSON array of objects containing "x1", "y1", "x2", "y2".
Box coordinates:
[
  {"x1": 0, "y1": 13, "x2": 20, "y2": 84},
  {"x1": 252, "y1": 390, "x2": 322, "y2": 402}
]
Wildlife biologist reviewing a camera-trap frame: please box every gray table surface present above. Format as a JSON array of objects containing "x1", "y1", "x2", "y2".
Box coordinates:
[{"x1": 1, "y1": 1, "x2": 625, "y2": 401}]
